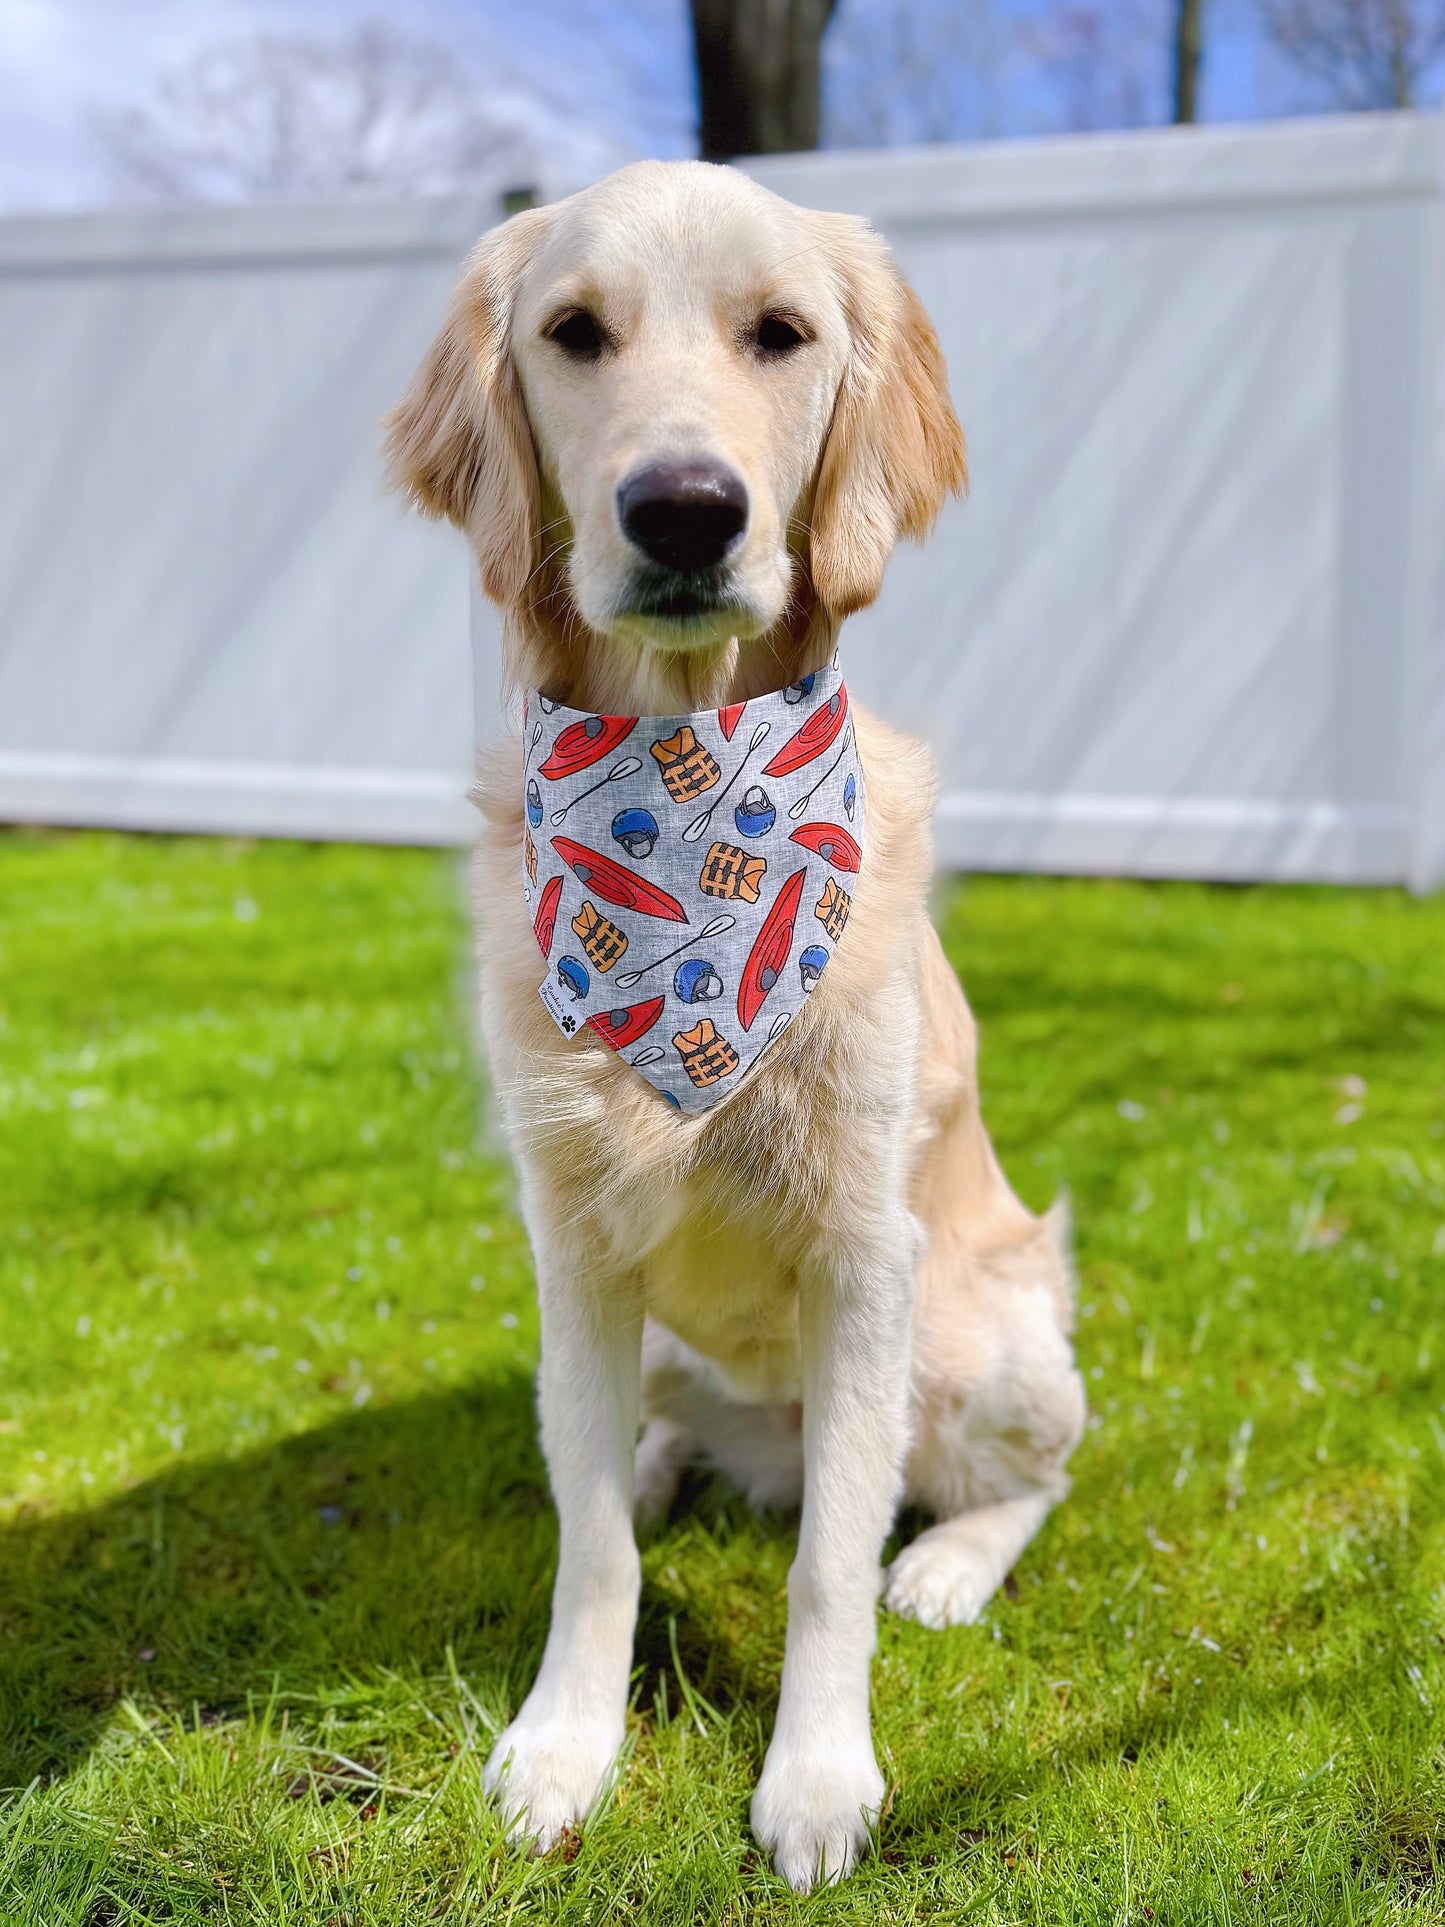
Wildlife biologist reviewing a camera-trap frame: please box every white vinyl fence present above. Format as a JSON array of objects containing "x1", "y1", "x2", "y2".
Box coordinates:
[
  {"x1": 0, "y1": 196, "x2": 494, "y2": 844},
  {"x1": 745, "y1": 117, "x2": 1445, "y2": 890},
  {"x1": 3, "y1": 115, "x2": 1443, "y2": 884}
]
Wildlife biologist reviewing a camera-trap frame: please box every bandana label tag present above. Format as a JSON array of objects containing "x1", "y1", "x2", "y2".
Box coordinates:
[{"x1": 538, "y1": 976, "x2": 583, "y2": 1036}]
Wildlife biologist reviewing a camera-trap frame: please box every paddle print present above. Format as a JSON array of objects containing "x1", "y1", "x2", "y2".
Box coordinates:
[
  {"x1": 739, "y1": 1008, "x2": 793, "y2": 1079},
  {"x1": 612, "y1": 914, "x2": 736, "y2": 990},
  {"x1": 549, "y1": 756, "x2": 643, "y2": 826},
  {"x1": 682, "y1": 721, "x2": 771, "y2": 844},
  {"x1": 787, "y1": 728, "x2": 854, "y2": 822}
]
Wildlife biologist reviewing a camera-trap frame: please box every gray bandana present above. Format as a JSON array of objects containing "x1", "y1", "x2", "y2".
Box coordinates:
[{"x1": 522, "y1": 660, "x2": 865, "y2": 1114}]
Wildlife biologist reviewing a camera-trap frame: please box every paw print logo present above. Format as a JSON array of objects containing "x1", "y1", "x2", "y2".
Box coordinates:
[{"x1": 561, "y1": 1014, "x2": 577, "y2": 1035}]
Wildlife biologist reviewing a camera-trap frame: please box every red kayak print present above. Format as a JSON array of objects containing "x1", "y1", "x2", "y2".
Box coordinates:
[
  {"x1": 539, "y1": 714, "x2": 636, "y2": 780},
  {"x1": 788, "y1": 821, "x2": 861, "y2": 873},
  {"x1": 762, "y1": 687, "x2": 848, "y2": 777},
  {"x1": 717, "y1": 702, "x2": 745, "y2": 741},
  {"x1": 551, "y1": 837, "x2": 687, "y2": 921},
  {"x1": 737, "y1": 869, "x2": 806, "y2": 1032},
  {"x1": 532, "y1": 874, "x2": 563, "y2": 958},
  {"x1": 586, "y1": 996, "x2": 665, "y2": 1051}
]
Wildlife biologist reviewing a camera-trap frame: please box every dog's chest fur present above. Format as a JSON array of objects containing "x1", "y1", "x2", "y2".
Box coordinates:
[
  {"x1": 471, "y1": 709, "x2": 937, "y2": 1396},
  {"x1": 642, "y1": 1195, "x2": 803, "y2": 1401}
]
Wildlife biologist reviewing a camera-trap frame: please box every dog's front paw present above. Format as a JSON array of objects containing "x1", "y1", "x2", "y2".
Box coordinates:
[
  {"x1": 885, "y1": 1532, "x2": 996, "y2": 1629},
  {"x1": 751, "y1": 1743, "x2": 884, "y2": 1891},
  {"x1": 483, "y1": 1709, "x2": 622, "y2": 1852}
]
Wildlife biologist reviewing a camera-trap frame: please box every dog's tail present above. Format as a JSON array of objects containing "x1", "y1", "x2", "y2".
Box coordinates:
[{"x1": 1038, "y1": 1189, "x2": 1079, "y2": 1332}]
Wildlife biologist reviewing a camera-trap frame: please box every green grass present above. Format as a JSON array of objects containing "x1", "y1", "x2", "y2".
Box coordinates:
[{"x1": 1, "y1": 829, "x2": 1442, "y2": 1925}]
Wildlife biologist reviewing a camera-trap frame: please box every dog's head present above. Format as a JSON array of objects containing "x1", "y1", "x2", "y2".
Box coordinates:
[{"x1": 386, "y1": 161, "x2": 964, "y2": 684}]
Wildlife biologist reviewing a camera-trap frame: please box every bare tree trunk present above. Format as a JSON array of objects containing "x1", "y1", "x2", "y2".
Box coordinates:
[
  {"x1": 1391, "y1": 34, "x2": 1411, "y2": 107},
  {"x1": 691, "y1": 0, "x2": 838, "y2": 159},
  {"x1": 1173, "y1": 0, "x2": 1202, "y2": 122}
]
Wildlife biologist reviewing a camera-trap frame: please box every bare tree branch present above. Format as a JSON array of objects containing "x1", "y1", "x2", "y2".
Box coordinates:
[
  {"x1": 1256, "y1": 0, "x2": 1445, "y2": 109},
  {"x1": 92, "y1": 19, "x2": 541, "y2": 203},
  {"x1": 824, "y1": 0, "x2": 1009, "y2": 146},
  {"x1": 824, "y1": 0, "x2": 1171, "y2": 147},
  {"x1": 1023, "y1": 1, "x2": 1165, "y2": 133}
]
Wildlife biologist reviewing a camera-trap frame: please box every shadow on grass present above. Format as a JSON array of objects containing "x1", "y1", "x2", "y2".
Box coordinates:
[
  {"x1": 1, "y1": 1379, "x2": 1423, "y2": 1885},
  {"x1": 0, "y1": 1379, "x2": 783, "y2": 1793},
  {"x1": 0, "y1": 1378, "x2": 551, "y2": 1785}
]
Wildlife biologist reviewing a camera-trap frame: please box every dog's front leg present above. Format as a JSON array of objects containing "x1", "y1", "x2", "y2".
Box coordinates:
[
  {"x1": 751, "y1": 1217, "x2": 916, "y2": 1890},
  {"x1": 483, "y1": 1223, "x2": 642, "y2": 1851}
]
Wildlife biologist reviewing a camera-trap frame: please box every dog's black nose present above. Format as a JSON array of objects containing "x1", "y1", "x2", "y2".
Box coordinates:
[{"x1": 617, "y1": 459, "x2": 747, "y2": 573}]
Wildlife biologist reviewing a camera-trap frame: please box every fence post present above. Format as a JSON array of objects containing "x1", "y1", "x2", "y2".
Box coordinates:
[{"x1": 1407, "y1": 124, "x2": 1445, "y2": 894}]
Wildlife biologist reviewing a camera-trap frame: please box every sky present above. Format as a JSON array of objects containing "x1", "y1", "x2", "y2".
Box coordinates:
[
  {"x1": 0, "y1": 0, "x2": 693, "y2": 206},
  {"x1": 0, "y1": 0, "x2": 1416, "y2": 213}
]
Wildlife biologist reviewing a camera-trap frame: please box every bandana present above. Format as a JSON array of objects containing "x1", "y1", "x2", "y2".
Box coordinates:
[{"x1": 522, "y1": 659, "x2": 865, "y2": 1114}]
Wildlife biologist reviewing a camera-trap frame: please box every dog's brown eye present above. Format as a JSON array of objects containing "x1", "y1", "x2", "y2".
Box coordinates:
[
  {"x1": 545, "y1": 309, "x2": 606, "y2": 360},
  {"x1": 753, "y1": 313, "x2": 807, "y2": 357}
]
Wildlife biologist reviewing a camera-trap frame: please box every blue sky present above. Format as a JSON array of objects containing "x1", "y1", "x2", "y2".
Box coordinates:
[{"x1": 0, "y1": 0, "x2": 1418, "y2": 211}]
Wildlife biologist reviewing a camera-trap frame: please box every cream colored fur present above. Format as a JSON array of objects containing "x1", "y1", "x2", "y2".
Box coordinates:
[{"x1": 387, "y1": 159, "x2": 1085, "y2": 1893}]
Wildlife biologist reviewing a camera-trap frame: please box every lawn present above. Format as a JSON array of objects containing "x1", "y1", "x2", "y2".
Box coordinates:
[{"x1": 1, "y1": 828, "x2": 1442, "y2": 1925}]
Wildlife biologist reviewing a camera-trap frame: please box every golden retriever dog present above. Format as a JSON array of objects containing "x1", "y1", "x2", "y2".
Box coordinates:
[{"x1": 387, "y1": 159, "x2": 1085, "y2": 1891}]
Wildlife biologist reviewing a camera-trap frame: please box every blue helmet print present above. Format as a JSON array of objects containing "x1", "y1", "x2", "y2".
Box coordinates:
[
  {"x1": 734, "y1": 784, "x2": 775, "y2": 838},
  {"x1": 675, "y1": 957, "x2": 724, "y2": 1004},
  {"x1": 842, "y1": 770, "x2": 856, "y2": 821},
  {"x1": 557, "y1": 956, "x2": 590, "y2": 1000},
  {"x1": 526, "y1": 778, "x2": 543, "y2": 828},
  {"x1": 611, "y1": 806, "x2": 659, "y2": 859},
  {"x1": 798, "y1": 945, "x2": 828, "y2": 992},
  {"x1": 785, "y1": 674, "x2": 815, "y2": 704}
]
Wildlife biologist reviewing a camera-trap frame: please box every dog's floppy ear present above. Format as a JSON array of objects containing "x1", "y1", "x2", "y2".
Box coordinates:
[
  {"x1": 808, "y1": 216, "x2": 967, "y2": 618},
  {"x1": 384, "y1": 207, "x2": 550, "y2": 608}
]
